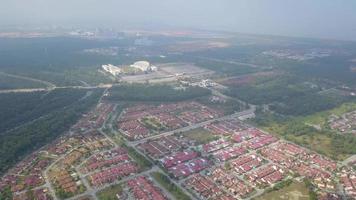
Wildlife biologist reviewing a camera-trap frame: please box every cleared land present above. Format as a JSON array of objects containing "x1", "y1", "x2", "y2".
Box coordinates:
[{"x1": 255, "y1": 182, "x2": 309, "y2": 200}]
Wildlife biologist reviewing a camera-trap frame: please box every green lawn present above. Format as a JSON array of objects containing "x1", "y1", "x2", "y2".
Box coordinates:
[
  {"x1": 141, "y1": 117, "x2": 165, "y2": 131},
  {"x1": 182, "y1": 127, "x2": 217, "y2": 144},
  {"x1": 96, "y1": 184, "x2": 123, "y2": 200}
]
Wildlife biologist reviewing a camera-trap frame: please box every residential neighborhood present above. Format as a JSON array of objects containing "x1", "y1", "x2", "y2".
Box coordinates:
[{"x1": 1, "y1": 97, "x2": 356, "y2": 200}]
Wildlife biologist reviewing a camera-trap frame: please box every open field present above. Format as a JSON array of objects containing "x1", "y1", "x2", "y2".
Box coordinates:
[
  {"x1": 182, "y1": 127, "x2": 217, "y2": 144},
  {"x1": 253, "y1": 109, "x2": 356, "y2": 160},
  {"x1": 158, "y1": 63, "x2": 214, "y2": 76},
  {"x1": 254, "y1": 182, "x2": 309, "y2": 200},
  {"x1": 303, "y1": 102, "x2": 356, "y2": 127},
  {"x1": 97, "y1": 184, "x2": 123, "y2": 200}
]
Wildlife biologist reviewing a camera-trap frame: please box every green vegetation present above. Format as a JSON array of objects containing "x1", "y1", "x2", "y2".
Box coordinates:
[
  {"x1": 196, "y1": 96, "x2": 246, "y2": 114},
  {"x1": 0, "y1": 88, "x2": 90, "y2": 134},
  {"x1": 0, "y1": 89, "x2": 103, "y2": 175},
  {"x1": 303, "y1": 102, "x2": 356, "y2": 127},
  {"x1": 0, "y1": 73, "x2": 47, "y2": 89},
  {"x1": 252, "y1": 108, "x2": 356, "y2": 160},
  {"x1": 225, "y1": 75, "x2": 349, "y2": 116},
  {"x1": 61, "y1": 67, "x2": 113, "y2": 86},
  {"x1": 265, "y1": 179, "x2": 293, "y2": 193},
  {"x1": 254, "y1": 181, "x2": 309, "y2": 200},
  {"x1": 182, "y1": 128, "x2": 218, "y2": 144},
  {"x1": 123, "y1": 144, "x2": 152, "y2": 169},
  {"x1": 0, "y1": 186, "x2": 12, "y2": 200},
  {"x1": 0, "y1": 37, "x2": 135, "y2": 86},
  {"x1": 106, "y1": 83, "x2": 211, "y2": 102},
  {"x1": 97, "y1": 184, "x2": 123, "y2": 200},
  {"x1": 304, "y1": 179, "x2": 318, "y2": 200},
  {"x1": 56, "y1": 188, "x2": 74, "y2": 199},
  {"x1": 270, "y1": 94, "x2": 345, "y2": 116},
  {"x1": 141, "y1": 117, "x2": 165, "y2": 131},
  {"x1": 151, "y1": 172, "x2": 191, "y2": 200},
  {"x1": 195, "y1": 59, "x2": 257, "y2": 75}
]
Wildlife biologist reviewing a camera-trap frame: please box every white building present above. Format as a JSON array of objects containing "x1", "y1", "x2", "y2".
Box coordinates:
[
  {"x1": 102, "y1": 64, "x2": 122, "y2": 76},
  {"x1": 150, "y1": 66, "x2": 158, "y2": 71},
  {"x1": 130, "y1": 61, "x2": 151, "y2": 72}
]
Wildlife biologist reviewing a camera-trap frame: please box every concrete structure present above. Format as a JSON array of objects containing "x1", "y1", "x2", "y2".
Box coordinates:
[
  {"x1": 102, "y1": 64, "x2": 122, "y2": 76},
  {"x1": 130, "y1": 61, "x2": 151, "y2": 72}
]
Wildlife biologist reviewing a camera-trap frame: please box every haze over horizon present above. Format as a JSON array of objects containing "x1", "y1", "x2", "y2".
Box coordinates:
[{"x1": 1, "y1": 0, "x2": 356, "y2": 41}]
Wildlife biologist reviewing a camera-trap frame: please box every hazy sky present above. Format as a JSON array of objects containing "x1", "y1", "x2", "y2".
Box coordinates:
[{"x1": 1, "y1": 0, "x2": 356, "y2": 40}]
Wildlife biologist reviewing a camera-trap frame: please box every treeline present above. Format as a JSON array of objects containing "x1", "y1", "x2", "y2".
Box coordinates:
[
  {"x1": 269, "y1": 94, "x2": 344, "y2": 116},
  {"x1": 225, "y1": 75, "x2": 313, "y2": 105},
  {"x1": 122, "y1": 144, "x2": 152, "y2": 169},
  {"x1": 0, "y1": 89, "x2": 103, "y2": 175},
  {"x1": 225, "y1": 75, "x2": 348, "y2": 116},
  {"x1": 151, "y1": 172, "x2": 191, "y2": 200},
  {"x1": 0, "y1": 88, "x2": 89, "y2": 134},
  {"x1": 106, "y1": 83, "x2": 211, "y2": 102}
]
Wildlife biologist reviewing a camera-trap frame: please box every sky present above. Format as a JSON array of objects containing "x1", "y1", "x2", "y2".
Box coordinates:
[{"x1": 1, "y1": 0, "x2": 356, "y2": 41}]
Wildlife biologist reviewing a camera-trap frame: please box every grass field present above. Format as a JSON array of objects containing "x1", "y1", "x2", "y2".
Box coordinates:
[
  {"x1": 141, "y1": 117, "x2": 165, "y2": 131},
  {"x1": 303, "y1": 102, "x2": 356, "y2": 126},
  {"x1": 96, "y1": 184, "x2": 123, "y2": 200},
  {"x1": 255, "y1": 182, "x2": 309, "y2": 200},
  {"x1": 261, "y1": 121, "x2": 349, "y2": 160},
  {"x1": 253, "y1": 101, "x2": 356, "y2": 160},
  {"x1": 182, "y1": 127, "x2": 217, "y2": 144}
]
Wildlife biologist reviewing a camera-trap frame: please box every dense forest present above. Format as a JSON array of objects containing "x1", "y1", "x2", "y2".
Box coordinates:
[
  {"x1": 269, "y1": 94, "x2": 346, "y2": 116},
  {"x1": 106, "y1": 83, "x2": 211, "y2": 102},
  {"x1": 0, "y1": 88, "x2": 90, "y2": 134},
  {"x1": 0, "y1": 74, "x2": 47, "y2": 89},
  {"x1": 225, "y1": 75, "x2": 352, "y2": 116},
  {"x1": 0, "y1": 37, "x2": 134, "y2": 86},
  {"x1": 0, "y1": 89, "x2": 103, "y2": 175}
]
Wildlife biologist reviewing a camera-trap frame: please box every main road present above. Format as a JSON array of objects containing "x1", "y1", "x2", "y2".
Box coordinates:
[{"x1": 128, "y1": 107, "x2": 256, "y2": 146}]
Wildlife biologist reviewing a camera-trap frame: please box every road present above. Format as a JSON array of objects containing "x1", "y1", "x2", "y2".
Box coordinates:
[
  {"x1": 194, "y1": 56, "x2": 264, "y2": 68},
  {"x1": 128, "y1": 108, "x2": 255, "y2": 146},
  {"x1": 0, "y1": 84, "x2": 114, "y2": 94},
  {"x1": 0, "y1": 71, "x2": 56, "y2": 88},
  {"x1": 342, "y1": 154, "x2": 356, "y2": 166}
]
